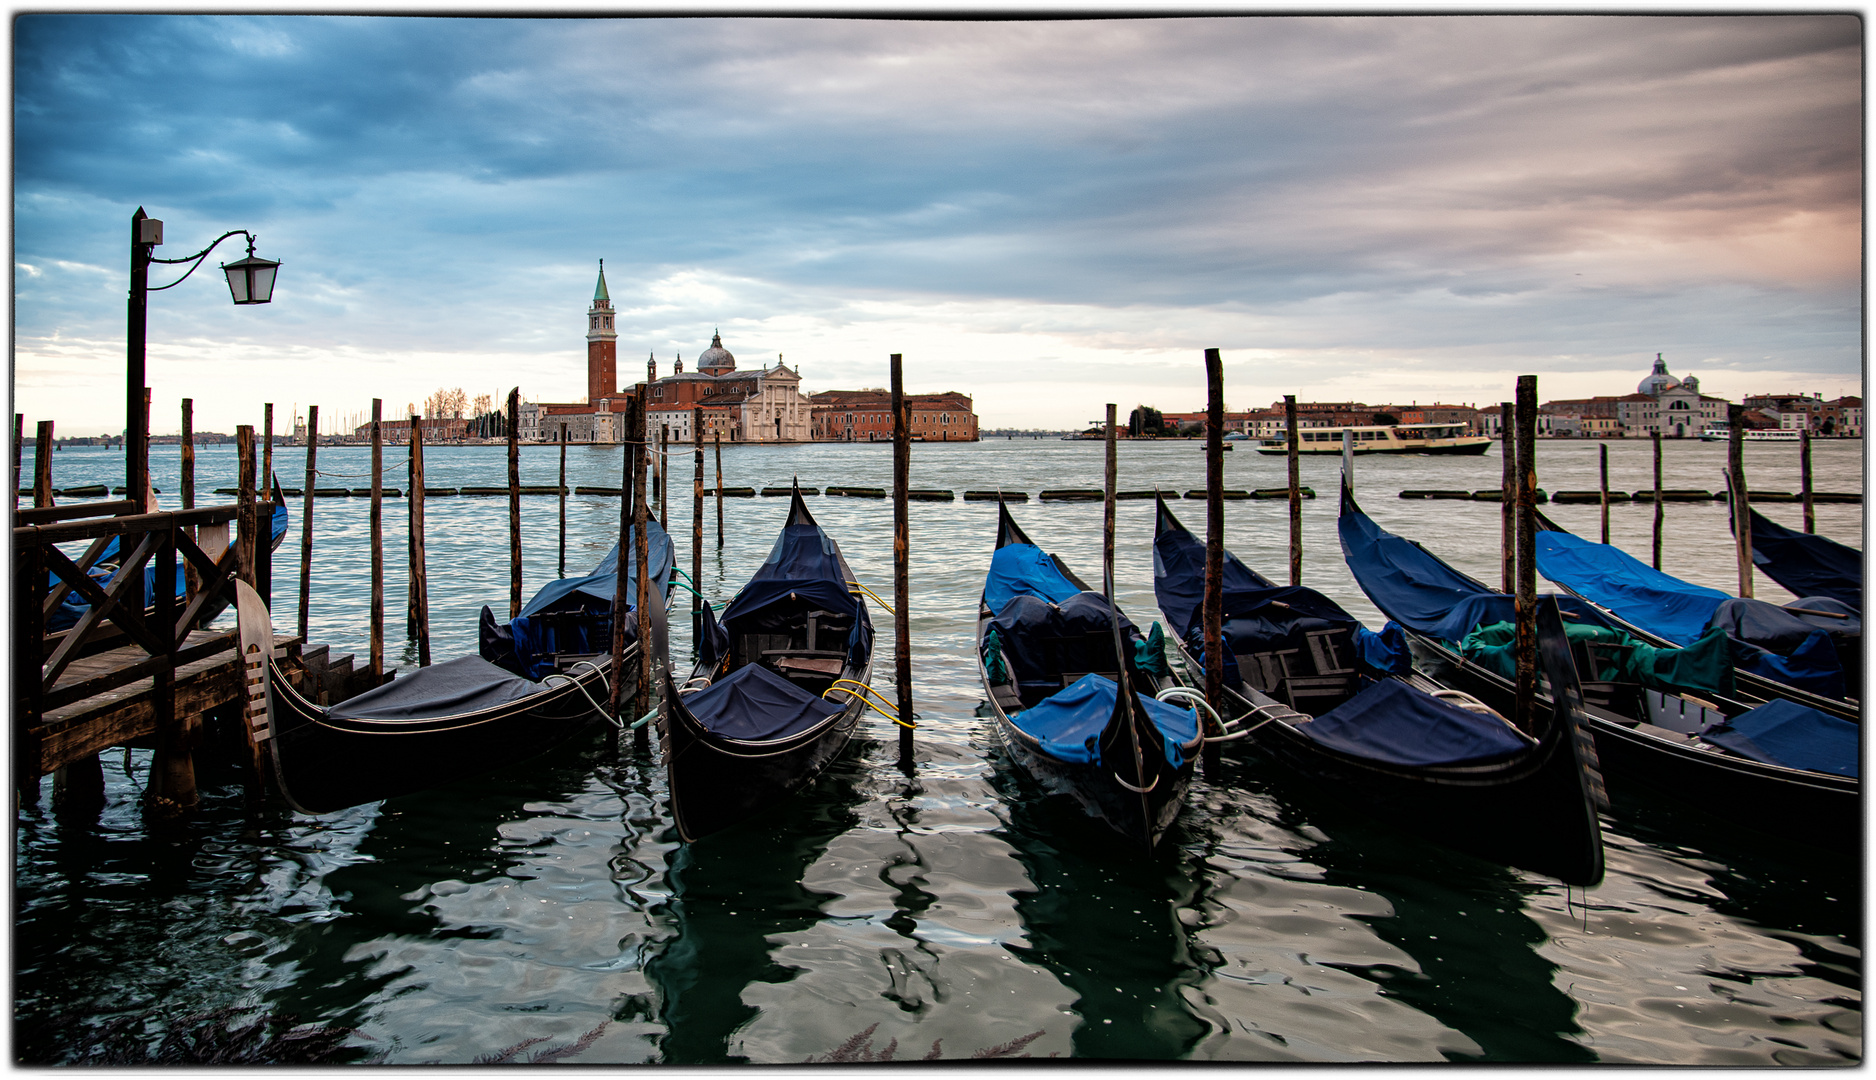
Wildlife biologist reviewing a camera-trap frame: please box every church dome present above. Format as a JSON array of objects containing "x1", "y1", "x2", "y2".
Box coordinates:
[
  {"x1": 1639, "y1": 353, "x2": 1681, "y2": 396},
  {"x1": 697, "y1": 331, "x2": 735, "y2": 374}
]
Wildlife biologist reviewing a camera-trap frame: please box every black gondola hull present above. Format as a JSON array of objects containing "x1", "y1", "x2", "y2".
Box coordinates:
[
  {"x1": 661, "y1": 671, "x2": 868, "y2": 843},
  {"x1": 265, "y1": 657, "x2": 619, "y2": 815},
  {"x1": 987, "y1": 694, "x2": 1191, "y2": 851},
  {"x1": 1171, "y1": 638, "x2": 1602, "y2": 884},
  {"x1": 1406, "y1": 632, "x2": 1860, "y2": 852}
]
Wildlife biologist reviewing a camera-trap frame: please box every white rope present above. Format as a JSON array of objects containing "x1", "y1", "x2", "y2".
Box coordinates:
[
  {"x1": 1114, "y1": 770, "x2": 1159, "y2": 794},
  {"x1": 542, "y1": 660, "x2": 615, "y2": 726}
]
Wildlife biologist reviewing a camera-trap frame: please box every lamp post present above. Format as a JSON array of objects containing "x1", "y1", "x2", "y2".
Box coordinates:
[{"x1": 127, "y1": 207, "x2": 280, "y2": 509}]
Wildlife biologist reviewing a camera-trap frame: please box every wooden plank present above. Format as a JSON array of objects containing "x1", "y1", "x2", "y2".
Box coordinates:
[
  {"x1": 29, "y1": 634, "x2": 307, "y2": 777},
  {"x1": 13, "y1": 500, "x2": 142, "y2": 527},
  {"x1": 41, "y1": 629, "x2": 238, "y2": 713},
  {"x1": 14, "y1": 503, "x2": 235, "y2": 545}
]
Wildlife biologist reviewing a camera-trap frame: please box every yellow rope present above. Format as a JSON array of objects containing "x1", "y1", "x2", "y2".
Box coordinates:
[
  {"x1": 846, "y1": 580, "x2": 896, "y2": 616},
  {"x1": 823, "y1": 679, "x2": 914, "y2": 729}
]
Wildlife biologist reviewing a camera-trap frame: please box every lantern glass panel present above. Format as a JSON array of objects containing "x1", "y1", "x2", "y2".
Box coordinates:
[
  {"x1": 250, "y1": 264, "x2": 276, "y2": 303},
  {"x1": 225, "y1": 263, "x2": 250, "y2": 303}
]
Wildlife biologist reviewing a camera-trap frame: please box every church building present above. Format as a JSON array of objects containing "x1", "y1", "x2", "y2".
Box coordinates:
[{"x1": 529, "y1": 262, "x2": 813, "y2": 443}]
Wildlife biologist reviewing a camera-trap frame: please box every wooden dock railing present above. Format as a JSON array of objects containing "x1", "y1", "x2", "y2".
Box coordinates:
[{"x1": 14, "y1": 497, "x2": 265, "y2": 811}]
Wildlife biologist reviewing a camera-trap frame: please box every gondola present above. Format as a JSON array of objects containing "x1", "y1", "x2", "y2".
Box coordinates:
[
  {"x1": 256, "y1": 520, "x2": 675, "y2": 814},
  {"x1": 658, "y1": 485, "x2": 875, "y2": 842},
  {"x1": 1150, "y1": 494, "x2": 1605, "y2": 885},
  {"x1": 975, "y1": 498, "x2": 1200, "y2": 851},
  {"x1": 1337, "y1": 481, "x2": 1858, "y2": 851},
  {"x1": 1532, "y1": 504, "x2": 1860, "y2": 710}
]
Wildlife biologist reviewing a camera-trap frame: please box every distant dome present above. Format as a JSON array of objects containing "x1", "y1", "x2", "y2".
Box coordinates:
[
  {"x1": 1639, "y1": 353, "x2": 1681, "y2": 396},
  {"x1": 697, "y1": 331, "x2": 736, "y2": 374}
]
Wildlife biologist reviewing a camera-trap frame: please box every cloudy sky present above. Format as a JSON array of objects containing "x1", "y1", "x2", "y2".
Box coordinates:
[{"x1": 13, "y1": 13, "x2": 1863, "y2": 435}]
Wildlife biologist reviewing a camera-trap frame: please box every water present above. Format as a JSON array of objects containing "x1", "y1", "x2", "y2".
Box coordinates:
[{"x1": 14, "y1": 436, "x2": 1863, "y2": 1063}]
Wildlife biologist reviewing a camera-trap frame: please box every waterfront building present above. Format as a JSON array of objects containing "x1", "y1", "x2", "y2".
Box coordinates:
[
  {"x1": 809, "y1": 390, "x2": 979, "y2": 441},
  {"x1": 1821, "y1": 396, "x2": 1862, "y2": 437}
]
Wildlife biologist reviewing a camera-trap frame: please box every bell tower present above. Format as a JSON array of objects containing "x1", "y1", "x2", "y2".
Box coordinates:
[{"x1": 587, "y1": 260, "x2": 617, "y2": 404}]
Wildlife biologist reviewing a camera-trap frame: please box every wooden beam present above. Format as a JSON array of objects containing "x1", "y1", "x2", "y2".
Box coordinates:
[
  {"x1": 891, "y1": 354, "x2": 913, "y2": 769},
  {"x1": 299, "y1": 405, "x2": 317, "y2": 641},
  {"x1": 1513, "y1": 377, "x2": 1538, "y2": 734},
  {"x1": 1285, "y1": 394, "x2": 1300, "y2": 587},
  {"x1": 508, "y1": 387, "x2": 522, "y2": 619},
  {"x1": 370, "y1": 399, "x2": 384, "y2": 678},
  {"x1": 33, "y1": 420, "x2": 54, "y2": 508}
]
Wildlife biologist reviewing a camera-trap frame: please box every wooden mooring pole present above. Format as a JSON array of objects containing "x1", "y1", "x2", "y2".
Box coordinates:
[
  {"x1": 141, "y1": 388, "x2": 153, "y2": 511},
  {"x1": 1513, "y1": 377, "x2": 1538, "y2": 734},
  {"x1": 1801, "y1": 427, "x2": 1815, "y2": 533},
  {"x1": 11, "y1": 413, "x2": 21, "y2": 513},
  {"x1": 633, "y1": 395, "x2": 654, "y2": 749},
  {"x1": 1500, "y1": 401, "x2": 1514, "y2": 593},
  {"x1": 1651, "y1": 429, "x2": 1663, "y2": 570},
  {"x1": 659, "y1": 423, "x2": 670, "y2": 528},
  {"x1": 369, "y1": 401, "x2": 384, "y2": 681},
  {"x1": 1728, "y1": 403, "x2": 1753, "y2": 598},
  {"x1": 181, "y1": 399, "x2": 195, "y2": 509},
  {"x1": 558, "y1": 422, "x2": 569, "y2": 578},
  {"x1": 236, "y1": 426, "x2": 257, "y2": 587},
  {"x1": 714, "y1": 432, "x2": 724, "y2": 549},
  {"x1": 1598, "y1": 441, "x2": 1610, "y2": 545},
  {"x1": 1285, "y1": 394, "x2": 1301, "y2": 586},
  {"x1": 409, "y1": 412, "x2": 430, "y2": 667},
  {"x1": 1203, "y1": 350, "x2": 1226, "y2": 763},
  {"x1": 890, "y1": 354, "x2": 914, "y2": 770},
  {"x1": 610, "y1": 399, "x2": 635, "y2": 723},
  {"x1": 692, "y1": 407, "x2": 705, "y2": 646},
  {"x1": 504, "y1": 388, "x2": 521, "y2": 618},
  {"x1": 263, "y1": 403, "x2": 273, "y2": 487},
  {"x1": 299, "y1": 405, "x2": 317, "y2": 641},
  {"x1": 33, "y1": 421, "x2": 54, "y2": 508}
]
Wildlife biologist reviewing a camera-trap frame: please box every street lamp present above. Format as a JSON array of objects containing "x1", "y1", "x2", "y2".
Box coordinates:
[{"x1": 126, "y1": 206, "x2": 281, "y2": 509}]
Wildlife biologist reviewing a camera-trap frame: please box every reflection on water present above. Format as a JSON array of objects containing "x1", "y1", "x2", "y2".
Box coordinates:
[{"x1": 14, "y1": 439, "x2": 1861, "y2": 1063}]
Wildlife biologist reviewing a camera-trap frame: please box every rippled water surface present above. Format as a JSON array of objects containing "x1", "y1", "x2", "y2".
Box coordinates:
[{"x1": 15, "y1": 437, "x2": 1863, "y2": 1063}]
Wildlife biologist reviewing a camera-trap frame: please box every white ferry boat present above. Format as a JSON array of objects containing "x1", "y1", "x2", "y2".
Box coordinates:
[
  {"x1": 1254, "y1": 422, "x2": 1493, "y2": 456},
  {"x1": 1700, "y1": 425, "x2": 1803, "y2": 443}
]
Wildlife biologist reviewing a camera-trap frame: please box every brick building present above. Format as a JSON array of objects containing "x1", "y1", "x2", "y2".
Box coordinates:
[{"x1": 810, "y1": 390, "x2": 979, "y2": 441}]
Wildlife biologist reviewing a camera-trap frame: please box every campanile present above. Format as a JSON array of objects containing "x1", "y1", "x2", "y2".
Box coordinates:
[{"x1": 587, "y1": 260, "x2": 618, "y2": 403}]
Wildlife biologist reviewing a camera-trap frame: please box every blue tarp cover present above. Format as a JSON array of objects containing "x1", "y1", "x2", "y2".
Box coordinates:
[
  {"x1": 1530, "y1": 526, "x2": 1845, "y2": 699},
  {"x1": 682, "y1": 661, "x2": 841, "y2": 741},
  {"x1": 985, "y1": 542, "x2": 1084, "y2": 615},
  {"x1": 1009, "y1": 673, "x2": 1198, "y2": 768},
  {"x1": 1151, "y1": 518, "x2": 1275, "y2": 637},
  {"x1": 1534, "y1": 530, "x2": 1726, "y2": 646},
  {"x1": 1702, "y1": 698, "x2": 1859, "y2": 778},
  {"x1": 1749, "y1": 508, "x2": 1862, "y2": 610},
  {"x1": 1704, "y1": 597, "x2": 1848, "y2": 699},
  {"x1": 1339, "y1": 506, "x2": 1608, "y2": 642},
  {"x1": 480, "y1": 522, "x2": 674, "y2": 679},
  {"x1": 718, "y1": 522, "x2": 863, "y2": 633},
  {"x1": 326, "y1": 655, "x2": 542, "y2": 721},
  {"x1": 988, "y1": 591, "x2": 1142, "y2": 702},
  {"x1": 1354, "y1": 622, "x2": 1414, "y2": 676},
  {"x1": 1296, "y1": 678, "x2": 1532, "y2": 766}
]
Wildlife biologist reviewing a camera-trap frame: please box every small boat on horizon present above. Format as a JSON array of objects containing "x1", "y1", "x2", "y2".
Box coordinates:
[{"x1": 1254, "y1": 422, "x2": 1491, "y2": 456}]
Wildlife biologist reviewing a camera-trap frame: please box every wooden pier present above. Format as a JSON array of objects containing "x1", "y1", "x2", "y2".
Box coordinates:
[{"x1": 14, "y1": 484, "x2": 380, "y2": 813}]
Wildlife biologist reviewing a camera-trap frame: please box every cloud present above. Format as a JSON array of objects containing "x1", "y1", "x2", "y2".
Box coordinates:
[{"x1": 13, "y1": 14, "x2": 1861, "y2": 434}]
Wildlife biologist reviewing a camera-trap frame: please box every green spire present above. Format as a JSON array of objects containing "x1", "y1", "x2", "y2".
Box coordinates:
[{"x1": 594, "y1": 259, "x2": 610, "y2": 302}]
